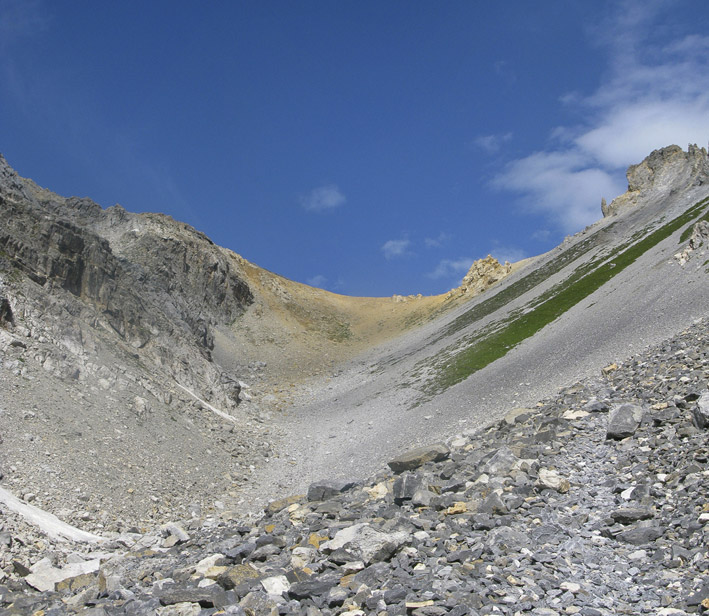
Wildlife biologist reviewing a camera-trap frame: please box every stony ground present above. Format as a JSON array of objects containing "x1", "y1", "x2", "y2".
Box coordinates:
[
  {"x1": 1, "y1": 317, "x2": 707, "y2": 615},
  {"x1": 0, "y1": 317, "x2": 293, "y2": 529}
]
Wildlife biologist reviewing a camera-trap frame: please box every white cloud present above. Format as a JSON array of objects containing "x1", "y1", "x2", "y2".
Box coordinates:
[
  {"x1": 473, "y1": 132, "x2": 513, "y2": 154},
  {"x1": 575, "y1": 96, "x2": 709, "y2": 170},
  {"x1": 493, "y1": 151, "x2": 625, "y2": 233},
  {"x1": 427, "y1": 257, "x2": 474, "y2": 280},
  {"x1": 300, "y1": 184, "x2": 346, "y2": 212},
  {"x1": 424, "y1": 231, "x2": 451, "y2": 248},
  {"x1": 532, "y1": 228, "x2": 551, "y2": 243},
  {"x1": 492, "y1": 3, "x2": 709, "y2": 234},
  {"x1": 306, "y1": 274, "x2": 327, "y2": 288},
  {"x1": 489, "y1": 246, "x2": 527, "y2": 265},
  {"x1": 381, "y1": 238, "x2": 411, "y2": 260}
]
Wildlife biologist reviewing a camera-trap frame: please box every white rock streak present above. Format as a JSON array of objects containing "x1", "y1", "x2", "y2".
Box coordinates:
[
  {"x1": 0, "y1": 487, "x2": 103, "y2": 543},
  {"x1": 175, "y1": 383, "x2": 237, "y2": 423}
]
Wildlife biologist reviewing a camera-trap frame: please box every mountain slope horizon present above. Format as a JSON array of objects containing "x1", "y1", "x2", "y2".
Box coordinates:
[{"x1": 0, "y1": 142, "x2": 708, "y2": 548}]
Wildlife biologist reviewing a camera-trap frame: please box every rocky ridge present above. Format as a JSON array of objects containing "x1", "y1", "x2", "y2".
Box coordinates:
[
  {"x1": 0, "y1": 152, "x2": 489, "y2": 526},
  {"x1": 0, "y1": 316, "x2": 707, "y2": 615},
  {"x1": 0, "y1": 154, "x2": 254, "y2": 411},
  {"x1": 602, "y1": 144, "x2": 709, "y2": 217},
  {"x1": 1, "y1": 143, "x2": 709, "y2": 614}
]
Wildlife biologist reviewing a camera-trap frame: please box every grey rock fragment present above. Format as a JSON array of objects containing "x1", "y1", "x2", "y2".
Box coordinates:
[
  {"x1": 691, "y1": 392, "x2": 709, "y2": 429},
  {"x1": 616, "y1": 526, "x2": 663, "y2": 545},
  {"x1": 686, "y1": 582, "x2": 709, "y2": 607},
  {"x1": 411, "y1": 488, "x2": 434, "y2": 507},
  {"x1": 320, "y1": 523, "x2": 409, "y2": 564},
  {"x1": 24, "y1": 557, "x2": 100, "y2": 593},
  {"x1": 327, "y1": 586, "x2": 348, "y2": 607},
  {"x1": 287, "y1": 575, "x2": 339, "y2": 600},
  {"x1": 156, "y1": 585, "x2": 228, "y2": 608},
  {"x1": 260, "y1": 575, "x2": 290, "y2": 595},
  {"x1": 606, "y1": 403, "x2": 644, "y2": 439},
  {"x1": 583, "y1": 398, "x2": 609, "y2": 412},
  {"x1": 387, "y1": 443, "x2": 450, "y2": 473},
  {"x1": 239, "y1": 591, "x2": 283, "y2": 614},
  {"x1": 610, "y1": 507, "x2": 654, "y2": 524},
  {"x1": 393, "y1": 472, "x2": 425, "y2": 504},
  {"x1": 482, "y1": 446, "x2": 520, "y2": 476},
  {"x1": 535, "y1": 468, "x2": 570, "y2": 493},
  {"x1": 478, "y1": 491, "x2": 507, "y2": 515},
  {"x1": 306, "y1": 479, "x2": 358, "y2": 502},
  {"x1": 163, "y1": 523, "x2": 190, "y2": 546},
  {"x1": 503, "y1": 407, "x2": 534, "y2": 425},
  {"x1": 0, "y1": 532, "x2": 12, "y2": 548}
]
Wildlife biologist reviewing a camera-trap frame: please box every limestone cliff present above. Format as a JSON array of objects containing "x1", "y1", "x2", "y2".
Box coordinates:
[
  {"x1": 0, "y1": 154, "x2": 253, "y2": 410},
  {"x1": 603, "y1": 144, "x2": 709, "y2": 217}
]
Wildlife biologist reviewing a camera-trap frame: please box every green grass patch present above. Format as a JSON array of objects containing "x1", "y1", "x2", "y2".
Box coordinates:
[
  {"x1": 435, "y1": 222, "x2": 620, "y2": 342},
  {"x1": 420, "y1": 196, "x2": 709, "y2": 396},
  {"x1": 326, "y1": 319, "x2": 352, "y2": 342},
  {"x1": 679, "y1": 202, "x2": 709, "y2": 242}
]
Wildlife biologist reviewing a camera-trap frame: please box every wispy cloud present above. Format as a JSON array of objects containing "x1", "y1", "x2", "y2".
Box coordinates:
[
  {"x1": 427, "y1": 257, "x2": 473, "y2": 280},
  {"x1": 381, "y1": 238, "x2": 411, "y2": 260},
  {"x1": 492, "y1": 1, "x2": 709, "y2": 233},
  {"x1": 494, "y1": 60, "x2": 517, "y2": 85},
  {"x1": 0, "y1": 0, "x2": 50, "y2": 110},
  {"x1": 306, "y1": 274, "x2": 327, "y2": 288},
  {"x1": 489, "y1": 245, "x2": 527, "y2": 265},
  {"x1": 300, "y1": 184, "x2": 346, "y2": 212},
  {"x1": 0, "y1": 0, "x2": 48, "y2": 50},
  {"x1": 424, "y1": 231, "x2": 451, "y2": 248},
  {"x1": 492, "y1": 150, "x2": 624, "y2": 233},
  {"x1": 532, "y1": 228, "x2": 551, "y2": 243},
  {"x1": 473, "y1": 132, "x2": 513, "y2": 154}
]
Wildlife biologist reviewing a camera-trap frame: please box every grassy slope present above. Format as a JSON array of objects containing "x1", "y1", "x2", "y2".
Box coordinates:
[{"x1": 416, "y1": 196, "x2": 709, "y2": 397}]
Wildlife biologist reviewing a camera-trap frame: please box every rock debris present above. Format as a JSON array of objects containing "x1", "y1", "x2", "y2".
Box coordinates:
[{"x1": 1, "y1": 318, "x2": 707, "y2": 614}]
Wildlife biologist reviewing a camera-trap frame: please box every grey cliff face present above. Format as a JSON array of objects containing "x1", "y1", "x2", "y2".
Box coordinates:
[
  {"x1": 604, "y1": 143, "x2": 709, "y2": 217},
  {"x1": 0, "y1": 153, "x2": 253, "y2": 410}
]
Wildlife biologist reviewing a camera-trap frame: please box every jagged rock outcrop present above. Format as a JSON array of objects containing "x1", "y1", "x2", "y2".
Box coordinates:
[
  {"x1": 0, "y1": 153, "x2": 253, "y2": 410},
  {"x1": 603, "y1": 144, "x2": 709, "y2": 217},
  {"x1": 674, "y1": 219, "x2": 709, "y2": 266},
  {"x1": 448, "y1": 255, "x2": 512, "y2": 298}
]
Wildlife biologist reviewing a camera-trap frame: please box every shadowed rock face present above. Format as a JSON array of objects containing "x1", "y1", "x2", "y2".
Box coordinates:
[
  {"x1": 1, "y1": 199, "x2": 140, "y2": 343},
  {"x1": 0, "y1": 154, "x2": 253, "y2": 409}
]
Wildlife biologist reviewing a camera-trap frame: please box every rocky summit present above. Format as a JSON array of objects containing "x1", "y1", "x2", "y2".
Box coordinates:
[{"x1": 1, "y1": 144, "x2": 709, "y2": 615}]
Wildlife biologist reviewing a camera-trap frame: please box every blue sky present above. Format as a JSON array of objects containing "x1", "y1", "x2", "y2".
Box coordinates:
[{"x1": 2, "y1": 1, "x2": 709, "y2": 296}]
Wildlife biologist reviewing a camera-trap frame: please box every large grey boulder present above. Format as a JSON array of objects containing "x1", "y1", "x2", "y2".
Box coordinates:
[
  {"x1": 24, "y1": 557, "x2": 100, "y2": 593},
  {"x1": 692, "y1": 392, "x2": 709, "y2": 429},
  {"x1": 319, "y1": 524, "x2": 409, "y2": 565},
  {"x1": 606, "y1": 403, "x2": 644, "y2": 439},
  {"x1": 306, "y1": 479, "x2": 359, "y2": 502},
  {"x1": 387, "y1": 443, "x2": 450, "y2": 473}
]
